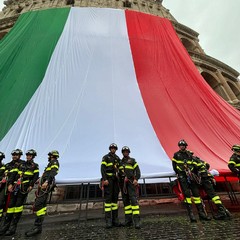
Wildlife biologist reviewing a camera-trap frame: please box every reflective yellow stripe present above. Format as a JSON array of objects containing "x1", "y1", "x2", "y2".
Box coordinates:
[
  {"x1": 0, "y1": 166, "x2": 5, "y2": 170},
  {"x1": 132, "y1": 205, "x2": 139, "y2": 210},
  {"x1": 46, "y1": 167, "x2": 51, "y2": 171},
  {"x1": 236, "y1": 163, "x2": 240, "y2": 167},
  {"x1": 15, "y1": 206, "x2": 23, "y2": 213},
  {"x1": 124, "y1": 205, "x2": 132, "y2": 210},
  {"x1": 101, "y1": 161, "x2": 113, "y2": 167},
  {"x1": 125, "y1": 165, "x2": 134, "y2": 170},
  {"x1": 105, "y1": 203, "x2": 112, "y2": 207},
  {"x1": 228, "y1": 161, "x2": 236, "y2": 165},
  {"x1": 132, "y1": 211, "x2": 140, "y2": 215},
  {"x1": 51, "y1": 165, "x2": 59, "y2": 169},
  {"x1": 119, "y1": 166, "x2": 124, "y2": 170},
  {"x1": 22, "y1": 180, "x2": 30, "y2": 184},
  {"x1": 106, "y1": 173, "x2": 113, "y2": 176},
  {"x1": 18, "y1": 171, "x2": 23, "y2": 175},
  {"x1": 133, "y1": 163, "x2": 138, "y2": 169},
  {"x1": 36, "y1": 207, "x2": 47, "y2": 216},
  {"x1": 172, "y1": 158, "x2": 184, "y2": 164},
  {"x1": 184, "y1": 198, "x2": 192, "y2": 204},
  {"x1": 212, "y1": 196, "x2": 222, "y2": 204},
  {"x1": 7, "y1": 207, "x2": 15, "y2": 213},
  {"x1": 105, "y1": 203, "x2": 112, "y2": 212},
  {"x1": 24, "y1": 171, "x2": 34, "y2": 176},
  {"x1": 34, "y1": 169, "x2": 39, "y2": 173},
  {"x1": 193, "y1": 197, "x2": 201, "y2": 204},
  {"x1": 176, "y1": 166, "x2": 183, "y2": 171},
  {"x1": 111, "y1": 203, "x2": 118, "y2": 210},
  {"x1": 10, "y1": 168, "x2": 19, "y2": 173},
  {"x1": 0, "y1": 209, "x2": 3, "y2": 213},
  {"x1": 125, "y1": 210, "x2": 132, "y2": 214}
]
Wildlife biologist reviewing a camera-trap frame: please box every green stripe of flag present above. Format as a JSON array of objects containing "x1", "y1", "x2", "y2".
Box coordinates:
[{"x1": 0, "y1": 8, "x2": 70, "y2": 140}]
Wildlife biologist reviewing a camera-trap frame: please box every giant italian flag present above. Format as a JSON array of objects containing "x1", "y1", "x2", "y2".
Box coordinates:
[{"x1": 0, "y1": 7, "x2": 240, "y2": 183}]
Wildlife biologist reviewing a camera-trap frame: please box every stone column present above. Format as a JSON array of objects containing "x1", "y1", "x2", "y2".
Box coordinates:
[{"x1": 215, "y1": 70, "x2": 239, "y2": 104}]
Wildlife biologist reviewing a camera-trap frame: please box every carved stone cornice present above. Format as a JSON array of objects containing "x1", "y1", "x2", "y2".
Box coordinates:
[
  {"x1": 189, "y1": 51, "x2": 239, "y2": 81},
  {"x1": 171, "y1": 21, "x2": 199, "y2": 41}
]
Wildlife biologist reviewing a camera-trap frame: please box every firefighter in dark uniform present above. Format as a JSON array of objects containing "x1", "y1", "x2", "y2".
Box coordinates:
[
  {"x1": 2, "y1": 149, "x2": 39, "y2": 236},
  {"x1": 119, "y1": 146, "x2": 141, "y2": 229},
  {"x1": 0, "y1": 152, "x2": 6, "y2": 223},
  {"x1": 25, "y1": 150, "x2": 60, "y2": 237},
  {"x1": 228, "y1": 144, "x2": 240, "y2": 176},
  {"x1": 0, "y1": 149, "x2": 25, "y2": 235},
  {"x1": 101, "y1": 143, "x2": 121, "y2": 228},
  {"x1": 189, "y1": 151, "x2": 231, "y2": 220},
  {"x1": 172, "y1": 140, "x2": 211, "y2": 222}
]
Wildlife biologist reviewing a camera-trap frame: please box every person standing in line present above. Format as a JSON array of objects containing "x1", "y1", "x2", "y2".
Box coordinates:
[
  {"x1": 25, "y1": 150, "x2": 59, "y2": 237},
  {"x1": 119, "y1": 146, "x2": 141, "y2": 229},
  {"x1": 172, "y1": 140, "x2": 211, "y2": 222},
  {"x1": 101, "y1": 143, "x2": 121, "y2": 228},
  {"x1": 0, "y1": 152, "x2": 6, "y2": 223}
]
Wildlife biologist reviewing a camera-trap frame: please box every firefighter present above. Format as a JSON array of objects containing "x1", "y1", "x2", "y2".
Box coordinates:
[
  {"x1": 25, "y1": 150, "x2": 60, "y2": 237},
  {"x1": 2, "y1": 149, "x2": 39, "y2": 236},
  {"x1": 0, "y1": 149, "x2": 25, "y2": 235},
  {"x1": 101, "y1": 143, "x2": 121, "y2": 228},
  {"x1": 189, "y1": 151, "x2": 231, "y2": 220},
  {"x1": 119, "y1": 146, "x2": 141, "y2": 229},
  {"x1": 172, "y1": 140, "x2": 211, "y2": 222},
  {"x1": 228, "y1": 144, "x2": 240, "y2": 176},
  {"x1": 0, "y1": 152, "x2": 6, "y2": 223}
]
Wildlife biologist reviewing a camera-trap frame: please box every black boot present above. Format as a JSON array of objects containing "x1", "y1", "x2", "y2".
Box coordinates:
[
  {"x1": 133, "y1": 215, "x2": 141, "y2": 229},
  {"x1": 5, "y1": 212, "x2": 22, "y2": 236},
  {"x1": 214, "y1": 204, "x2": 228, "y2": 220},
  {"x1": 25, "y1": 216, "x2": 44, "y2": 237},
  {"x1": 0, "y1": 213, "x2": 13, "y2": 235},
  {"x1": 105, "y1": 212, "x2": 112, "y2": 229},
  {"x1": 185, "y1": 203, "x2": 197, "y2": 223},
  {"x1": 112, "y1": 210, "x2": 121, "y2": 227},
  {"x1": 124, "y1": 214, "x2": 133, "y2": 227},
  {"x1": 196, "y1": 204, "x2": 211, "y2": 221}
]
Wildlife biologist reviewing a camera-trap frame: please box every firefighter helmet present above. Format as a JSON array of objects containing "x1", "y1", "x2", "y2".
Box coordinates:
[
  {"x1": 109, "y1": 143, "x2": 118, "y2": 150},
  {"x1": 178, "y1": 139, "x2": 188, "y2": 147},
  {"x1": 122, "y1": 146, "x2": 131, "y2": 153},
  {"x1": 0, "y1": 151, "x2": 5, "y2": 160},
  {"x1": 26, "y1": 149, "x2": 37, "y2": 157},
  {"x1": 231, "y1": 144, "x2": 240, "y2": 152},
  {"x1": 11, "y1": 149, "x2": 23, "y2": 156},
  {"x1": 48, "y1": 150, "x2": 59, "y2": 158}
]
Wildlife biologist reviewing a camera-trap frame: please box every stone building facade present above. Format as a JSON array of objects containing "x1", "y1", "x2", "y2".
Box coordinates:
[{"x1": 0, "y1": 0, "x2": 240, "y2": 109}]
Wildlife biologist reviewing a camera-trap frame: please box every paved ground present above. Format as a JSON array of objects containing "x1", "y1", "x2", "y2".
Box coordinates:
[{"x1": 1, "y1": 204, "x2": 240, "y2": 240}]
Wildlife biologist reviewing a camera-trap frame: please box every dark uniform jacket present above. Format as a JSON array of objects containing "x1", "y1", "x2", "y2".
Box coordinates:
[
  {"x1": 101, "y1": 152, "x2": 120, "y2": 181},
  {"x1": 0, "y1": 162, "x2": 6, "y2": 182},
  {"x1": 119, "y1": 157, "x2": 141, "y2": 181},
  {"x1": 42, "y1": 159, "x2": 60, "y2": 184},
  {"x1": 228, "y1": 153, "x2": 240, "y2": 175},
  {"x1": 172, "y1": 150, "x2": 192, "y2": 174},
  {"x1": 5, "y1": 159, "x2": 25, "y2": 185},
  {"x1": 18, "y1": 160, "x2": 39, "y2": 187},
  {"x1": 191, "y1": 156, "x2": 209, "y2": 178}
]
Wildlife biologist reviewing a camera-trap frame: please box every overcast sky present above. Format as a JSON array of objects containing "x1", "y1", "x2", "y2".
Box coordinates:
[{"x1": 0, "y1": 0, "x2": 239, "y2": 74}]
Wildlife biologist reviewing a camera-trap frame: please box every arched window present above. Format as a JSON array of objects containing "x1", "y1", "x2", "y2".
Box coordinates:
[
  {"x1": 227, "y1": 81, "x2": 240, "y2": 99},
  {"x1": 201, "y1": 71, "x2": 229, "y2": 101}
]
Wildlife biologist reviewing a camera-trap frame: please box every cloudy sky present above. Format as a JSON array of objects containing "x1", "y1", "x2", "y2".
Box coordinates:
[{"x1": 0, "y1": 0, "x2": 239, "y2": 74}]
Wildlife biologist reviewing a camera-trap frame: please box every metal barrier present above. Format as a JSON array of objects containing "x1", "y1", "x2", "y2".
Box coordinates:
[{"x1": 46, "y1": 173, "x2": 240, "y2": 224}]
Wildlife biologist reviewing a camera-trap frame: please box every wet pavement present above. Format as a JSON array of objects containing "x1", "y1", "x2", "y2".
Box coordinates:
[{"x1": 1, "y1": 207, "x2": 240, "y2": 240}]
